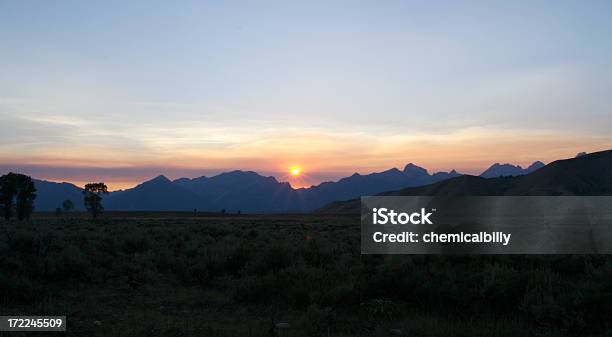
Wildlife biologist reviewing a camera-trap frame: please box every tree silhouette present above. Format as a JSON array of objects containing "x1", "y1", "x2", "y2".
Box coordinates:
[
  {"x1": 62, "y1": 199, "x2": 74, "y2": 213},
  {"x1": 0, "y1": 174, "x2": 17, "y2": 220},
  {"x1": 0, "y1": 173, "x2": 37, "y2": 221},
  {"x1": 83, "y1": 183, "x2": 108, "y2": 218},
  {"x1": 15, "y1": 175, "x2": 36, "y2": 220}
]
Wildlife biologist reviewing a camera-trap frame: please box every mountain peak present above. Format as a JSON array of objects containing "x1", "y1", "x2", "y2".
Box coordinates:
[
  {"x1": 403, "y1": 163, "x2": 428, "y2": 176},
  {"x1": 526, "y1": 161, "x2": 545, "y2": 172},
  {"x1": 382, "y1": 168, "x2": 402, "y2": 174},
  {"x1": 147, "y1": 175, "x2": 171, "y2": 184},
  {"x1": 480, "y1": 161, "x2": 544, "y2": 178},
  {"x1": 211, "y1": 170, "x2": 280, "y2": 184},
  {"x1": 220, "y1": 170, "x2": 259, "y2": 177}
]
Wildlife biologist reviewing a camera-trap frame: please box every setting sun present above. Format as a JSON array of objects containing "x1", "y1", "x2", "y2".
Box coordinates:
[{"x1": 290, "y1": 166, "x2": 301, "y2": 176}]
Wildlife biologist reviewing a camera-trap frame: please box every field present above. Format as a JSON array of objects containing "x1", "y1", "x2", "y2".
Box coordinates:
[{"x1": 1, "y1": 213, "x2": 611, "y2": 337}]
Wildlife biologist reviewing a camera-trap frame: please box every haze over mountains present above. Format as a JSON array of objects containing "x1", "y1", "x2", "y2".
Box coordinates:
[
  {"x1": 23, "y1": 159, "x2": 548, "y2": 213},
  {"x1": 29, "y1": 163, "x2": 458, "y2": 212},
  {"x1": 479, "y1": 161, "x2": 545, "y2": 178},
  {"x1": 320, "y1": 150, "x2": 612, "y2": 213},
  {"x1": 22, "y1": 159, "x2": 535, "y2": 212}
]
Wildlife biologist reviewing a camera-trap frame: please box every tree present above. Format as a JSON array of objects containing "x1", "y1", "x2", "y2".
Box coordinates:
[
  {"x1": 0, "y1": 174, "x2": 17, "y2": 220},
  {"x1": 83, "y1": 183, "x2": 108, "y2": 218},
  {"x1": 0, "y1": 173, "x2": 37, "y2": 221},
  {"x1": 15, "y1": 175, "x2": 36, "y2": 220},
  {"x1": 62, "y1": 199, "x2": 74, "y2": 213}
]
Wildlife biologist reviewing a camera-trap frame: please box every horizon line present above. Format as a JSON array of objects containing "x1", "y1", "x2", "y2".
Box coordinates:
[{"x1": 3, "y1": 159, "x2": 551, "y2": 192}]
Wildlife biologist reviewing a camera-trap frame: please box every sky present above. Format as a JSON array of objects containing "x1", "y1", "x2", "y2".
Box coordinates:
[{"x1": 1, "y1": 1, "x2": 612, "y2": 190}]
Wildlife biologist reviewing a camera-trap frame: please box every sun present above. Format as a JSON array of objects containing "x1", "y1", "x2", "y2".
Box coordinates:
[{"x1": 290, "y1": 166, "x2": 301, "y2": 176}]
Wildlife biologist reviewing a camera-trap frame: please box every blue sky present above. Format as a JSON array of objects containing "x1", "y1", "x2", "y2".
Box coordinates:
[{"x1": 1, "y1": 1, "x2": 612, "y2": 189}]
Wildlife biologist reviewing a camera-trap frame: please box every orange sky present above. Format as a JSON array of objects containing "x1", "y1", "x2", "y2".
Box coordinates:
[{"x1": 2, "y1": 127, "x2": 611, "y2": 191}]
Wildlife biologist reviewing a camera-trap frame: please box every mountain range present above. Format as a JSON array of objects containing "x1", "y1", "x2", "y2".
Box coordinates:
[
  {"x1": 479, "y1": 161, "x2": 544, "y2": 178},
  {"x1": 24, "y1": 160, "x2": 546, "y2": 213},
  {"x1": 319, "y1": 150, "x2": 612, "y2": 213}
]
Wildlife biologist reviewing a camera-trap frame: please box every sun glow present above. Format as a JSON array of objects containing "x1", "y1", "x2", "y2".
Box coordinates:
[{"x1": 290, "y1": 166, "x2": 301, "y2": 176}]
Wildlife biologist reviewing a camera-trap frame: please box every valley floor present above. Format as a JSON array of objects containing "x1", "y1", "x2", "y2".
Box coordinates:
[{"x1": 1, "y1": 214, "x2": 610, "y2": 337}]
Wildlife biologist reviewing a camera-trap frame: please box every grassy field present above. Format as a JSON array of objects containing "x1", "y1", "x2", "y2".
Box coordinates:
[{"x1": 1, "y1": 214, "x2": 611, "y2": 337}]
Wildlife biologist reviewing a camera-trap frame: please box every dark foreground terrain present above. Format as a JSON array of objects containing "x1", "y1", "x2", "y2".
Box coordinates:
[{"x1": 1, "y1": 214, "x2": 611, "y2": 337}]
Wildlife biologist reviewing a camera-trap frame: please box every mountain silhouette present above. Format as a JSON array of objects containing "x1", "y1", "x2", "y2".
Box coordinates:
[
  {"x1": 479, "y1": 161, "x2": 544, "y2": 178},
  {"x1": 173, "y1": 171, "x2": 298, "y2": 212},
  {"x1": 319, "y1": 150, "x2": 612, "y2": 213},
  {"x1": 26, "y1": 164, "x2": 461, "y2": 212},
  {"x1": 30, "y1": 153, "x2": 602, "y2": 212},
  {"x1": 294, "y1": 165, "x2": 460, "y2": 210},
  {"x1": 32, "y1": 179, "x2": 84, "y2": 211},
  {"x1": 104, "y1": 175, "x2": 200, "y2": 211}
]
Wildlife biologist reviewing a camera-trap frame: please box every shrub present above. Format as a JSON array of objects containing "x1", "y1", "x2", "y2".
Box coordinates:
[
  {"x1": 261, "y1": 244, "x2": 293, "y2": 273},
  {"x1": 298, "y1": 304, "x2": 333, "y2": 337},
  {"x1": 0, "y1": 274, "x2": 44, "y2": 302},
  {"x1": 121, "y1": 233, "x2": 151, "y2": 254},
  {"x1": 233, "y1": 273, "x2": 290, "y2": 304},
  {"x1": 9, "y1": 231, "x2": 37, "y2": 254},
  {"x1": 224, "y1": 246, "x2": 251, "y2": 276},
  {"x1": 46, "y1": 245, "x2": 91, "y2": 281}
]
